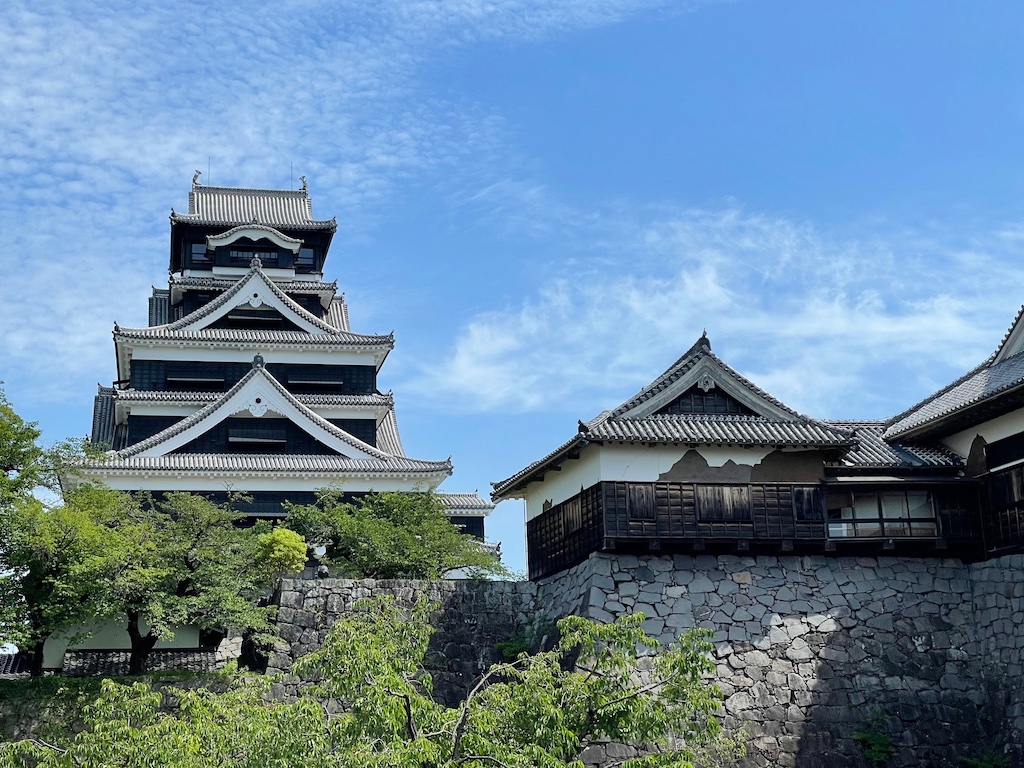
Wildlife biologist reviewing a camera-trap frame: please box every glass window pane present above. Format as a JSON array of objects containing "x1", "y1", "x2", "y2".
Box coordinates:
[
  {"x1": 828, "y1": 522, "x2": 855, "y2": 538},
  {"x1": 907, "y1": 491, "x2": 932, "y2": 519},
  {"x1": 911, "y1": 521, "x2": 938, "y2": 536},
  {"x1": 881, "y1": 493, "x2": 908, "y2": 519},
  {"x1": 884, "y1": 521, "x2": 910, "y2": 537},
  {"x1": 853, "y1": 495, "x2": 879, "y2": 519},
  {"x1": 856, "y1": 521, "x2": 883, "y2": 537}
]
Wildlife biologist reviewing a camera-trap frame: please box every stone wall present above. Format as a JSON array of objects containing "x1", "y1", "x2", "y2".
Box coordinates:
[
  {"x1": 269, "y1": 554, "x2": 1023, "y2": 768},
  {"x1": 536, "y1": 553, "x2": 1024, "y2": 768},
  {"x1": 268, "y1": 577, "x2": 539, "y2": 706}
]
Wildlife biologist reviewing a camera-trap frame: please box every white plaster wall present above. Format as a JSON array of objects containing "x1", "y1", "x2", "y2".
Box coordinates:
[
  {"x1": 43, "y1": 621, "x2": 202, "y2": 669},
  {"x1": 522, "y1": 444, "x2": 774, "y2": 521},
  {"x1": 942, "y1": 408, "x2": 1024, "y2": 460},
  {"x1": 524, "y1": 449, "x2": 602, "y2": 521}
]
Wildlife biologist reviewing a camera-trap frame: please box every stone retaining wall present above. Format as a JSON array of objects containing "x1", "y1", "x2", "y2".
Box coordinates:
[
  {"x1": 268, "y1": 578, "x2": 539, "y2": 706},
  {"x1": 536, "y1": 553, "x2": 1023, "y2": 768},
  {"x1": 269, "y1": 554, "x2": 1023, "y2": 767}
]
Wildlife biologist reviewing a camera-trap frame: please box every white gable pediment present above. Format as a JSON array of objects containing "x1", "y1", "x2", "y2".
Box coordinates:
[
  {"x1": 172, "y1": 266, "x2": 336, "y2": 335},
  {"x1": 620, "y1": 357, "x2": 798, "y2": 421},
  {"x1": 207, "y1": 224, "x2": 303, "y2": 253},
  {"x1": 994, "y1": 305, "x2": 1024, "y2": 364},
  {"x1": 125, "y1": 363, "x2": 385, "y2": 461}
]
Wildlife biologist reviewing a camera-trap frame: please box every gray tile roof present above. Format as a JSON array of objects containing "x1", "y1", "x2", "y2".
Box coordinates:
[
  {"x1": 376, "y1": 406, "x2": 406, "y2": 456},
  {"x1": 170, "y1": 274, "x2": 339, "y2": 294},
  {"x1": 91, "y1": 386, "x2": 116, "y2": 446},
  {"x1": 114, "y1": 327, "x2": 393, "y2": 347},
  {"x1": 171, "y1": 184, "x2": 337, "y2": 231},
  {"x1": 62, "y1": 649, "x2": 223, "y2": 676},
  {"x1": 884, "y1": 350, "x2": 1024, "y2": 439},
  {"x1": 493, "y1": 334, "x2": 854, "y2": 499},
  {"x1": 586, "y1": 413, "x2": 853, "y2": 446},
  {"x1": 0, "y1": 653, "x2": 32, "y2": 677},
  {"x1": 612, "y1": 334, "x2": 800, "y2": 418},
  {"x1": 117, "y1": 365, "x2": 392, "y2": 460},
  {"x1": 112, "y1": 388, "x2": 393, "y2": 409},
  {"x1": 326, "y1": 297, "x2": 350, "y2": 331},
  {"x1": 825, "y1": 421, "x2": 963, "y2": 468},
  {"x1": 85, "y1": 453, "x2": 452, "y2": 475},
  {"x1": 163, "y1": 262, "x2": 341, "y2": 334},
  {"x1": 437, "y1": 492, "x2": 496, "y2": 513},
  {"x1": 119, "y1": 263, "x2": 387, "y2": 347},
  {"x1": 149, "y1": 288, "x2": 170, "y2": 326}
]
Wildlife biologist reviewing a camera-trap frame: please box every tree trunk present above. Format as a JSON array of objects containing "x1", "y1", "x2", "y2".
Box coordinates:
[
  {"x1": 28, "y1": 639, "x2": 46, "y2": 677},
  {"x1": 126, "y1": 611, "x2": 158, "y2": 675}
]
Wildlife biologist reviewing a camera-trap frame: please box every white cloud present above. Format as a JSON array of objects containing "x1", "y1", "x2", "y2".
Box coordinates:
[
  {"x1": 408, "y1": 195, "x2": 1024, "y2": 420},
  {"x1": 0, "y1": 0, "x2": 691, "y2": 406}
]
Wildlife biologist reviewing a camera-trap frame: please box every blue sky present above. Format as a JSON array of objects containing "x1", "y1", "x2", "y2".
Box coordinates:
[{"x1": 3, "y1": 1, "x2": 1024, "y2": 574}]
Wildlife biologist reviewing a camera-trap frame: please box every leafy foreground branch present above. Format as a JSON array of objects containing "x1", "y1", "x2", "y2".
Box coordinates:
[{"x1": 0, "y1": 599, "x2": 741, "y2": 768}]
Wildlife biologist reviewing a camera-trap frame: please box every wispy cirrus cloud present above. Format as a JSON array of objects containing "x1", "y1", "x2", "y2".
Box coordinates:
[
  {"x1": 0, "y1": 0, "x2": 700, "y2": 405},
  {"x1": 407, "y1": 188, "x2": 1024, "y2": 419}
]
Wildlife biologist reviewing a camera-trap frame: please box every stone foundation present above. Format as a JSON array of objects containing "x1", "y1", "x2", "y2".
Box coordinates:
[{"x1": 269, "y1": 553, "x2": 1024, "y2": 767}]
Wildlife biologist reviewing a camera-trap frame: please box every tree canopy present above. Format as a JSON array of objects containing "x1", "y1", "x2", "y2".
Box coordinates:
[
  {"x1": 0, "y1": 486, "x2": 306, "y2": 675},
  {"x1": 0, "y1": 599, "x2": 739, "y2": 768},
  {"x1": 0, "y1": 388, "x2": 45, "y2": 508},
  {"x1": 285, "y1": 490, "x2": 505, "y2": 579}
]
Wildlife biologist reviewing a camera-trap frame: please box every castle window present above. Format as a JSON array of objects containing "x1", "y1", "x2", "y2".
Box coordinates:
[
  {"x1": 190, "y1": 243, "x2": 210, "y2": 265},
  {"x1": 296, "y1": 248, "x2": 316, "y2": 268},
  {"x1": 627, "y1": 484, "x2": 656, "y2": 520},
  {"x1": 696, "y1": 485, "x2": 752, "y2": 521},
  {"x1": 826, "y1": 490, "x2": 937, "y2": 538},
  {"x1": 655, "y1": 386, "x2": 755, "y2": 416},
  {"x1": 230, "y1": 247, "x2": 280, "y2": 268}
]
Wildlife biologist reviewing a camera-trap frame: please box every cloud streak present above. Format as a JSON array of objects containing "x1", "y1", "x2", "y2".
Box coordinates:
[{"x1": 407, "y1": 192, "x2": 1024, "y2": 420}]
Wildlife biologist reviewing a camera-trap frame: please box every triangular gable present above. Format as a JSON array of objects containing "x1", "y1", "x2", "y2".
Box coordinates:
[
  {"x1": 993, "y1": 304, "x2": 1024, "y2": 364},
  {"x1": 613, "y1": 334, "x2": 801, "y2": 421},
  {"x1": 120, "y1": 357, "x2": 389, "y2": 461},
  {"x1": 166, "y1": 260, "x2": 341, "y2": 335}
]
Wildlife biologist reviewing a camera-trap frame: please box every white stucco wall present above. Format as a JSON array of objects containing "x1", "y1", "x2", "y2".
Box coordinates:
[
  {"x1": 42, "y1": 620, "x2": 202, "y2": 669},
  {"x1": 522, "y1": 444, "x2": 775, "y2": 521},
  {"x1": 942, "y1": 408, "x2": 1024, "y2": 461}
]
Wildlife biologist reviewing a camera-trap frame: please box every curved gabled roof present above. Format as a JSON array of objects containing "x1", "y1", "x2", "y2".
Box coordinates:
[
  {"x1": 492, "y1": 334, "x2": 854, "y2": 499},
  {"x1": 117, "y1": 361, "x2": 391, "y2": 460},
  {"x1": 170, "y1": 184, "x2": 337, "y2": 232},
  {"x1": 117, "y1": 261, "x2": 389, "y2": 351}
]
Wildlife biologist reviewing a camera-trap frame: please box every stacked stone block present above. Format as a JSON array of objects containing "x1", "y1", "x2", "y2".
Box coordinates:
[{"x1": 268, "y1": 554, "x2": 1023, "y2": 767}]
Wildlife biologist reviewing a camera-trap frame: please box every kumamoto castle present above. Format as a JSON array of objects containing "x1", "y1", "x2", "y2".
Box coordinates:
[{"x1": 55, "y1": 179, "x2": 1024, "y2": 765}]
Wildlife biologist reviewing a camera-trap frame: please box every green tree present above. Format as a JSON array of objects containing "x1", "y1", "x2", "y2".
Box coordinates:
[
  {"x1": 0, "y1": 485, "x2": 131, "y2": 676},
  {"x1": 286, "y1": 490, "x2": 505, "y2": 579},
  {"x1": 102, "y1": 493, "x2": 305, "y2": 675},
  {"x1": 0, "y1": 600, "x2": 738, "y2": 767},
  {"x1": 0, "y1": 388, "x2": 45, "y2": 508}
]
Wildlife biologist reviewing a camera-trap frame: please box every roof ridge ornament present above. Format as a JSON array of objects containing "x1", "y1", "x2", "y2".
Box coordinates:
[
  {"x1": 252, "y1": 353, "x2": 265, "y2": 369},
  {"x1": 300, "y1": 175, "x2": 307, "y2": 192},
  {"x1": 192, "y1": 170, "x2": 202, "y2": 187},
  {"x1": 250, "y1": 256, "x2": 263, "y2": 270}
]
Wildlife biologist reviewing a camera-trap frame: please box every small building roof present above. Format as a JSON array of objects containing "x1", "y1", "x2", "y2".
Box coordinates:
[
  {"x1": 824, "y1": 421, "x2": 963, "y2": 469},
  {"x1": 437, "y1": 492, "x2": 496, "y2": 517},
  {"x1": 492, "y1": 334, "x2": 855, "y2": 499}
]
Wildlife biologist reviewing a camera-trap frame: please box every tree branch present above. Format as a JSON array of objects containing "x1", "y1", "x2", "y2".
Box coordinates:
[{"x1": 384, "y1": 688, "x2": 418, "y2": 741}]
